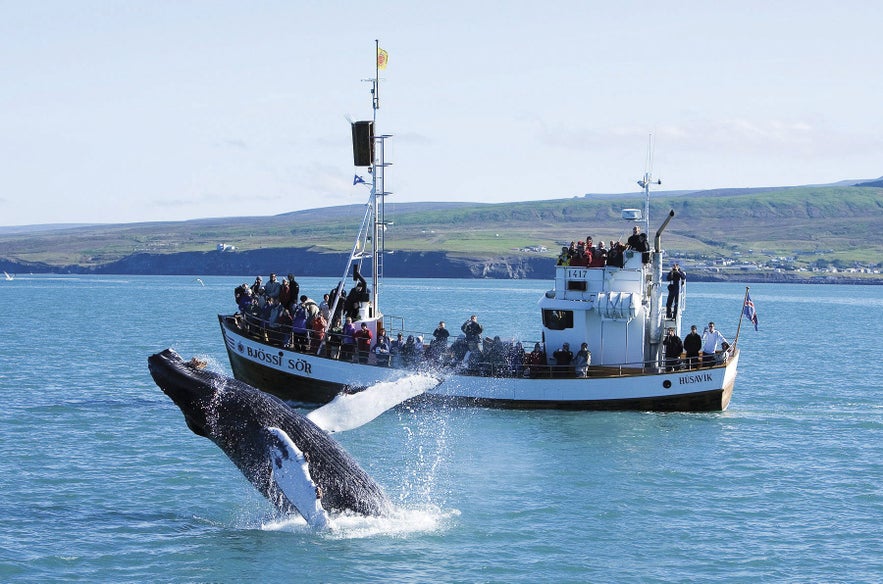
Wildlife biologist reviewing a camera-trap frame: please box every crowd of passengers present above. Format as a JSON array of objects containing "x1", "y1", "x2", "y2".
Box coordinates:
[
  {"x1": 556, "y1": 226, "x2": 651, "y2": 267},
  {"x1": 232, "y1": 260, "x2": 729, "y2": 378}
]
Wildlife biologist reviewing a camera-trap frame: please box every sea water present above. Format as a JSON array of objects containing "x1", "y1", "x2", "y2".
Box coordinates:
[{"x1": 0, "y1": 276, "x2": 880, "y2": 582}]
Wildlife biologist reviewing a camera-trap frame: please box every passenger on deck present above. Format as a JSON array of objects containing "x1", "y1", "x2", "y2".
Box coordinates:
[
  {"x1": 606, "y1": 242, "x2": 625, "y2": 268},
  {"x1": 574, "y1": 342, "x2": 591, "y2": 378},
  {"x1": 279, "y1": 278, "x2": 292, "y2": 310},
  {"x1": 663, "y1": 327, "x2": 684, "y2": 371},
  {"x1": 552, "y1": 343, "x2": 573, "y2": 377},
  {"x1": 263, "y1": 273, "x2": 281, "y2": 300},
  {"x1": 429, "y1": 321, "x2": 450, "y2": 361},
  {"x1": 287, "y1": 274, "x2": 300, "y2": 310},
  {"x1": 340, "y1": 317, "x2": 357, "y2": 362},
  {"x1": 522, "y1": 342, "x2": 546, "y2": 377},
  {"x1": 401, "y1": 335, "x2": 419, "y2": 368},
  {"x1": 390, "y1": 333, "x2": 404, "y2": 367},
  {"x1": 508, "y1": 342, "x2": 525, "y2": 377},
  {"x1": 291, "y1": 303, "x2": 309, "y2": 352},
  {"x1": 319, "y1": 294, "x2": 332, "y2": 322},
  {"x1": 310, "y1": 312, "x2": 327, "y2": 354},
  {"x1": 557, "y1": 246, "x2": 570, "y2": 266},
  {"x1": 627, "y1": 226, "x2": 642, "y2": 250},
  {"x1": 593, "y1": 241, "x2": 608, "y2": 266},
  {"x1": 666, "y1": 263, "x2": 687, "y2": 318},
  {"x1": 250, "y1": 276, "x2": 264, "y2": 298},
  {"x1": 235, "y1": 283, "x2": 253, "y2": 314},
  {"x1": 327, "y1": 316, "x2": 343, "y2": 359},
  {"x1": 683, "y1": 325, "x2": 702, "y2": 369},
  {"x1": 701, "y1": 322, "x2": 728, "y2": 367},
  {"x1": 300, "y1": 295, "x2": 319, "y2": 325},
  {"x1": 354, "y1": 322, "x2": 373, "y2": 364},
  {"x1": 277, "y1": 307, "x2": 293, "y2": 347},
  {"x1": 461, "y1": 315, "x2": 484, "y2": 353},
  {"x1": 373, "y1": 328, "x2": 391, "y2": 366}
]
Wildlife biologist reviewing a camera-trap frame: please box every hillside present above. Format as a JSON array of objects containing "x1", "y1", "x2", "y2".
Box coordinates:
[{"x1": 1, "y1": 185, "x2": 881, "y2": 281}]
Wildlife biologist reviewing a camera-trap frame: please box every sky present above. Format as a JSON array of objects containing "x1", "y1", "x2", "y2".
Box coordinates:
[{"x1": 1, "y1": 0, "x2": 881, "y2": 227}]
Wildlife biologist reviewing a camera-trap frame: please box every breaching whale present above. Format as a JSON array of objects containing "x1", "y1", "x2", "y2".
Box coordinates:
[{"x1": 147, "y1": 348, "x2": 391, "y2": 527}]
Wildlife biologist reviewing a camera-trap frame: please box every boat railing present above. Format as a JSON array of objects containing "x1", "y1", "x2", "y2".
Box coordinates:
[{"x1": 224, "y1": 312, "x2": 732, "y2": 379}]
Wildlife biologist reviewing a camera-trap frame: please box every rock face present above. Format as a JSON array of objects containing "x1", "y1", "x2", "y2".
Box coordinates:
[
  {"x1": 1, "y1": 248, "x2": 877, "y2": 284},
  {"x1": 1, "y1": 248, "x2": 550, "y2": 279}
]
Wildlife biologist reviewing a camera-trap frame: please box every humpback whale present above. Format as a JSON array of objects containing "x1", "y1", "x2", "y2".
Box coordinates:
[{"x1": 147, "y1": 348, "x2": 391, "y2": 526}]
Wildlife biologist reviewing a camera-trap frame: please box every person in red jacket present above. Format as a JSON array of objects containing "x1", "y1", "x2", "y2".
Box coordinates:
[{"x1": 353, "y1": 322, "x2": 373, "y2": 364}]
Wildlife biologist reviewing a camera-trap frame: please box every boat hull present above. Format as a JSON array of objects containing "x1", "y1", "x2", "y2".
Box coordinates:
[{"x1": 220, "y1": 316, "x2": 738, "y2": 412}]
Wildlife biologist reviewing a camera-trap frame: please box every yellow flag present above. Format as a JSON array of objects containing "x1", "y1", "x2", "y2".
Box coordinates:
[{"x1": 377, "y1": 48, "x2": 389, "y2": 70}]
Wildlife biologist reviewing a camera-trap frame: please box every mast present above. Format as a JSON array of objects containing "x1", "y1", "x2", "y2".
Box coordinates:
[{"x1": 636, "y1": 134, "x2": 660, "y2": 235}]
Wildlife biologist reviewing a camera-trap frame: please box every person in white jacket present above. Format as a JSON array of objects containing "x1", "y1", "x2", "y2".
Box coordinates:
[{"x1": 701, "y1": 321, "x2": 728, "y2": 367}]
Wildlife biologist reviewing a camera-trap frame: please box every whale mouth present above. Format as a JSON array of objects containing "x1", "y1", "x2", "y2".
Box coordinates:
[{"x1": 148, "y1": 348, "x2": 213, "y2": 437}]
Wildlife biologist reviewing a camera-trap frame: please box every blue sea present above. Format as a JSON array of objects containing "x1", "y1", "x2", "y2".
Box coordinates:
[{"x1": 1, "y1": 276, "x2": 880, "y2": 582}]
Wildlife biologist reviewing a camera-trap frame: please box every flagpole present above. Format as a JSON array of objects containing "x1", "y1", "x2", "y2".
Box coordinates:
[
  {"x1": 373, "y1": 39, "x2": 380, "y2": 112},
  {"x1": 733, "y1": 286, "x2": 750, "y2": 348}
]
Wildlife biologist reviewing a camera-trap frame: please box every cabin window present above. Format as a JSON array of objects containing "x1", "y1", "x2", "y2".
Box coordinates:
[
  {"x1": 543, "y1": 309, "x2": 573, "y2": 331},
  {"x1": 566, "y1": 280, "x2": 587, "y2": 292}
]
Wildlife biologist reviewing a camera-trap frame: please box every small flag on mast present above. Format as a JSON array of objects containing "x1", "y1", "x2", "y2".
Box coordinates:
[
  {"x1": 743, "y1": 292, "x2": 759, "y2": 331},
  {"x1": 353, "y1": 174, "x2": 366, "y2": 185},
  {"x1": 377, "y1": 48, "x2": 389, "y2": 70}
]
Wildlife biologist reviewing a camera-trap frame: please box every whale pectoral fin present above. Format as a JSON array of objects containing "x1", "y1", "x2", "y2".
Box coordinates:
[
  {"x1": 266, "y1": 427, "x2": 330, "y2": 529},
  {"x1": 307, "y1": 374, "x2": 442, "y2": 433}
]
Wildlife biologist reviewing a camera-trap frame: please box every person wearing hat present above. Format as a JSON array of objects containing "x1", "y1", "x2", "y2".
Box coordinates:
[
  {"x1": 663, "y1": 327, "x2": 684, "y2": 371},
  {"x1": 250, "y1": 275, "x2": 264, "y2": 297}
]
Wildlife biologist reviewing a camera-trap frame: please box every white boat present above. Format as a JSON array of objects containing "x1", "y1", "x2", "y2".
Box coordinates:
[
  {"x1": 3, "y1": 271, "x2": 13, "y2": 281},
  {"x1": 219, "y1": 47, "x2": 744, "y2": 411}
]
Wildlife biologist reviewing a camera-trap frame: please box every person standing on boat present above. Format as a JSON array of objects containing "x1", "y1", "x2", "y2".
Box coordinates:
[
  {"x1": 552, "y1": 343, "x2": 573, "y2": 377},
  {"x1": 264, "y1": 273, "x2": 282, "y2": 300},
  {"x1": 683, "y1": 325, "x2": 702, "y2": 369},
  {"x1": 574, "y1": 342, "x2": 591, "y2": 378},
  {"x1": 319, "y1": 294, "x2": 332, "y2": 323},
  {"x1": 390, "y1": 332, "x2": 404, "y2": 367},
  {"x1": 666, "y1": 263, "x2": 687, "y2": 318},
  {"x1": 279, "y1": 278, "x2": 292, "y2": 310},
  {"x1": 250, "y1": 275, "x2": 264, "y2": 298},
  {"x1": 701, "y1": 322, "x2": 728, "y2": 367},
  {"x1": 287, "y1": 273, "x2": 299, "y2": 310},
  {"x1": 461, "y1": 315, "x2": 483, "y2": 353},
  {"x1": 354, "y1": 322, "x2": 373, "y2": 364},
  {"x1": 663, "y1": 327, "x2": 684, "y2": 371},
  {"x1": 327, "y1": 316, "x2": 343, "y2": 359},
  {"x1": 429, "y1": 321, "x2": 450, "y2": 361},
  {"x1": 341, "y1": 317, "x2": 357, "y2": 362},
  {"x1": 373, "y1": 328, "x2": 391, "y2": 366}
]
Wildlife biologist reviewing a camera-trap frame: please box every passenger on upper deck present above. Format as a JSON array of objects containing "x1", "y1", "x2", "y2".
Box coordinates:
[
  {"x1": 606, "y1": 242, "x2": 625, "y2": 268},
  {"x1": 666, "y1": 263, "x2": 687, "y2": 318},
  {"x1": 557, "y1": 246, "x2": 571, "y2": 266}
]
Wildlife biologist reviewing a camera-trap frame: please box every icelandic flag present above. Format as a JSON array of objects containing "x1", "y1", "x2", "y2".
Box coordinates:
[
  {"x1": 353, "y1": 174, "x2": 366, "y2": 185},
  {"x1": 743, "y1": 292, "x2": 759, "y2": 331}
]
